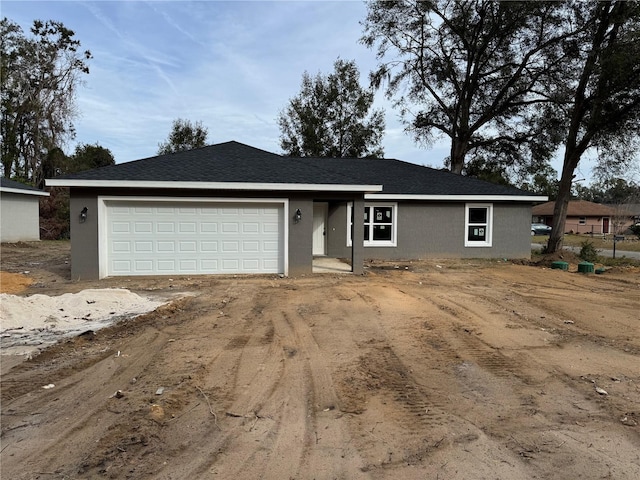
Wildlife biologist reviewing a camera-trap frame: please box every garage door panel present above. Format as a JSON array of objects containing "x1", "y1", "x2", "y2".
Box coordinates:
[
  {"x1": 242, "y1": 223, "x2": 259, "y2": 233},
  {"x1": 200, "y1": 241, "x2": 218, "y2": 252},
  {"x1": 200, "y1": 222, "x2": 217, "y2": 233},
  {"x1": 106, "y1": 201, "x2": 283, "y2": 276},
  {"x1": 157, "y1": 241, "x2": 175, "y2": 252},
  {"x1": 179, "y1": 222, "x2": 196, "y2": 233},
  {"x1": 201, "y1": 259, "x2": 218, "y2": 269},
  {"x1": 112, "y1": 241, "x2": 130, "y2": 253},
  {"x1": 242, "y1": 241, "x2": 259, "y2": 252},
  {"x1": 222, "y1": 259, "x2": 239, "y2": 270},
  {"x1": 157, "y1": 260, "x2": 176, "y2": 271},
  {"x1": 134, "y1": 260, "x2": 153, "y2": 272},
  {"x1": 222, "y1": 223, "x2": 239, "y2": 233},
  {"x1": 134, "y1": 241, "x2": 152, "y2": 252},
  {"x1": 263, "y1": 223, "x2": 279, "y2": 233},
  {"x1": 112, "y1": 260, "x2": 131, "y2": 273},
  {"x1": 263, "y1": 241, "x2": 279, "y2": 252},
  {"x1": 157, "y1": 222, "x2": 174, "y2": 233},
  {"x1": 134, "y1": 222, "x2": 152, "y2": 233},
  {"x1": 222, "y1": 241, "x2": 239, "y2": 252},
  {"x1": 112, "y1": 222, "x2": 130, "y2": 233}
]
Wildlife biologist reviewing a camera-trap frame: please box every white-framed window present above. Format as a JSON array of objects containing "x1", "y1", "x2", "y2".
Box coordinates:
[
  {"x1": 347, "y1": 202, "x2": 397, "y2": 247},
  {"x1": 465, "y1": 203, "x2": 493, "y2": 247},
  {"x1": 579, "y1": 217, "x2": 586, "y2": 225}
]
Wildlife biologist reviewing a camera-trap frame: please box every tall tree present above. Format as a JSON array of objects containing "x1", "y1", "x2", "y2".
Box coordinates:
[
  {"x1": 361, "y1": 0, "x2": 572, "y2": 174},
  {"x1": 68, "y1": 143, "x2": 115, "y2": 173},
  {"x1": 157, "y1": 118, "x2": 209, "y2": 155},
  {"x1": 39, "y1": 143, "x2": 114, "y2": 239},
  {"x1": 575, "y1": 178, "x2": 640, "y2": 204},
  {"x1": 547, "y1": 1, "x2": 640, "y2": 253},
  {"x1": 519, "y1": 164, "x2": 560, "y2": 200},
  {"x1": 1, "y1": 18, "x2": 91, "y2": 186},
  {"x1": 278, "y1": 58, "x2": 385, "y2": 158}
]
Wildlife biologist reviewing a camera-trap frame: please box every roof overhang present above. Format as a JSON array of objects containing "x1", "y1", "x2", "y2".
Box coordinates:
[
  {"x1": 366, "y1": 194, "x2": 548, "y2": 202},
  {"x1": 46, "y1": 179, "x2": 383, "y2": 193},
  {"x1": 0, "y1": 186, "x2": 49, "y2": 197}
]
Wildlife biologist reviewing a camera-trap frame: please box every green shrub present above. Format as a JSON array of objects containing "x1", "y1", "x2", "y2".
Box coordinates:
[
  {"x1": 630, "y1": 224, "x2": 640, "y2": 240},
  {"x1": 579, "y1": 240, "x2": 600, "y2": 262}
]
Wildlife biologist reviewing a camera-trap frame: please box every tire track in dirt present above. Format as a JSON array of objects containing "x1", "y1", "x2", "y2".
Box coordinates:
[
  {"x1": 160, "y1": 287, "x2": 289, "y2": 479},
  {"x1": 1, "y1": 327, "x2": 172, "y2": 479},
  {"x1": 380, "y1": 276, "x2": 640, "y2": 480},
  {"x1": 148, "y1": 283, "x2": 359, "y2": 479}
]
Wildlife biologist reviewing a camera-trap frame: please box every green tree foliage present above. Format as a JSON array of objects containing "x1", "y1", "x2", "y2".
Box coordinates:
[
  {"x1": 278, "y1": 59, "x2": 385, "y2": 158},
  {"x1": 68, "y1": 143, "x2": 115, "y2": 173},
  {"x1": 574, "y1": 178, "x2": 640, "y2": 204},
  {"x1": 547, "y1": 1, "x2": 640, "y2": 253},
  {"x1": 519, "y1": 164, "x2": 560, "y2": 200},
  {"x1": 157, "y1": 118, "x2": 209, "y2": 155},
  {"x1": 1, "y1": 18, "x2": 91, "y2": 187},
  {"x1": 38, "y1": 143, "x2": 114, "y2": 240},
  {"x1": 362, "y1": 0, "x2": 570, "y2": 174}
]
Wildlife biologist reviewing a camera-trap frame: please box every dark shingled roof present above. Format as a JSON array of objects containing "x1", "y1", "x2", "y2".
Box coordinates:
[
  {"x1": 1, "y1": 177, "x2": 46, "y2": 193},
  {"x1": 294, "y1": 157, "x2": 532, "y2": 196},
  {"x1": 52, "y1": 141, "x2": 536, "y2": 197}
]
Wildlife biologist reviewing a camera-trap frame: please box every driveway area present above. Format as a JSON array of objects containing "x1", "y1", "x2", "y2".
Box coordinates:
[{"x1": 1, "y1": 242, "x2": 639, "y2": 479}]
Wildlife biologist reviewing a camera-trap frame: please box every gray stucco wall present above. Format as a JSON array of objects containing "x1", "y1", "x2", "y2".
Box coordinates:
[
  {"x1": 288, "y1": 197, "x2": 314, "y2": 276},
  {"x1": 67, "y1": 189, "x2": 361, "y2": 279},
  {"x1": 68, "y1": 189, "x2": 530, "y2": 280},
  {"x1": 0, "y1": 192, "x2": 41, "y2": 242},
  {"x1": 69, "y1": 193, "x2": 100, "y2": 280},
  {"x1": 327, "y1": 201, "x2": 532, "y2": 260}
]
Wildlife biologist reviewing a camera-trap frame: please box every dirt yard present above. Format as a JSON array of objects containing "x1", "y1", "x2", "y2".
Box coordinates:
[{"x1": 1, "y1": 241, "x2": 639, "y2": 479}]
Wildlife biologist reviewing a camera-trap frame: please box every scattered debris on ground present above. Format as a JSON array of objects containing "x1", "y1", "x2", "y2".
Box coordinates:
[{"x1": 1, "y1": 241, "x2": 639, "y2": 479}]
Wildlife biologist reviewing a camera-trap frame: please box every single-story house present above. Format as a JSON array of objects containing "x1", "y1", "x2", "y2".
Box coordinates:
[
  {"x1": 607, "y1": 203, "x2": 640, "y2": 233},
  {"x1": 1, "y1": 177, "x2": 49, "y2": 243},
  {"x1": 532, "y1": 200, "x2": 620, "y2": 235},
  {"x1": 46, "y1": 141, "x2": 546, "y2": 279}
]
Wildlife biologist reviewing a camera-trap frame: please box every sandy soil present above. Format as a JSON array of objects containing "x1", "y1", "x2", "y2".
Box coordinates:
[{"x1": 1, "y1": 241, "x2": 639, "y2": 479}]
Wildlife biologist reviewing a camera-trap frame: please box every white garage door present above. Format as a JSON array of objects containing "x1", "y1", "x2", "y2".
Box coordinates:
[{"x1": 104, "y1": 200, "x2": 284, "y2": 276}]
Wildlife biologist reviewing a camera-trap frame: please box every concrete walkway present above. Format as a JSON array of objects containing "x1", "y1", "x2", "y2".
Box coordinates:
[{"x1": 312, "y1": 257, "x2": 352, "y2": 273}]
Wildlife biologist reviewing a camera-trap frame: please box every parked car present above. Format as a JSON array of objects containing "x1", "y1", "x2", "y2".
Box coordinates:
[{"x1": 531, "y1": 223, "x2": 552, "y2": 236}]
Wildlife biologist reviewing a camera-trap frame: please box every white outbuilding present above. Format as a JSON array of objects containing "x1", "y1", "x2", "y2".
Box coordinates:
[{"x1": 1, "y1": 178, "x2": 49, "y2": 242}]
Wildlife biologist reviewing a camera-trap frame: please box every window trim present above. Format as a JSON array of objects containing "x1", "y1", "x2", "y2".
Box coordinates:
[
  {"x1": 465, "y1": 203, "x2": 493, "y2": 247},
  {"x1": 347, "y1": 202, "x2": 398, "y2": 247},
  {"x1": 579, "y1": 217, "x2": 587, "y2": 225}
]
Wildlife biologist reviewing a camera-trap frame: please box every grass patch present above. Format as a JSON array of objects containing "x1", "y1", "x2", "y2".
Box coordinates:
[{"x1": 598, "y1": 256, "x2": 640, "y2": 267}]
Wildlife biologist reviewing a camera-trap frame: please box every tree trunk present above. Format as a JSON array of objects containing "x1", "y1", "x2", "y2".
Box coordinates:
[
  {"x1": 450, "y1": 137, "x2": 467, "y2": 174},
  {"x1": 547, "y1": 175, "x2": 572, "y2": 253},
  {"x1": 547, "y1": 150, "x2": 582, "y2": 253}
]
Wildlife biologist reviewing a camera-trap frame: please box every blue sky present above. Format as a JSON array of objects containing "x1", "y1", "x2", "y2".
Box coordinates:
[{"x1": 4, "y1": 0, "x2": 594, "y2": 181}]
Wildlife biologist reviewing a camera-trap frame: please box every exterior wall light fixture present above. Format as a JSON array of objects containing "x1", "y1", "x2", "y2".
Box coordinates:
[
  {"x1": 80, "y1": 207, "x2": 88, "y2": 223},
  {"x1": 294, "y1": 208, "x2": 302, "y2": 223}
]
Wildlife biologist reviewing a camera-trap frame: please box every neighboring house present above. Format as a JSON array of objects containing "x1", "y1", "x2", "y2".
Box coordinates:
[
  {"x1": 0, "y1": 178, "x2": 49, "y2": 243},
  {"x1": 608, "y1": 203, "x2": 640, "y2": 233},
  {"x1": 46, "y1": 141, "x2": 545, "y2": 280},
  {"x1": 532, "y1": 200, "x2": 619, "y2": 235}
]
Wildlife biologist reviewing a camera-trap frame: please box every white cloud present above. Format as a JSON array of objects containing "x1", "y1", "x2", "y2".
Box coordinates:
[{"x1": 4, "y1": 0, "x2": 577, "y2": 181}]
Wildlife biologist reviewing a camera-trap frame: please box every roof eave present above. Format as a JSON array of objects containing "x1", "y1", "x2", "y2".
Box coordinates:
[
  {"x1": 366, "y1": 193, "x2": 548, "y2": 202},
  {"x1": 0, "y1": 187, "x2": 50, "y2": 197},
  {"x1": 45, "y1": 179, "x2": 383, "y2": 193}
]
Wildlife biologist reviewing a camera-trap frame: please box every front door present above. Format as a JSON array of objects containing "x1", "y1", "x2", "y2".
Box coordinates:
[
  {"x1": 603, "y1": 217, "x2": 610, "y2": 234},
  {"x1": 312, "y1": 203, "x2": 327, "y2": 256}
]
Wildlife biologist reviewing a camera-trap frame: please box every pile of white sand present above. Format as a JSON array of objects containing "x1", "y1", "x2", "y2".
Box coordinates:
[{"x1": 0, "y1": 289, "x2": 166, "y2": 355}]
